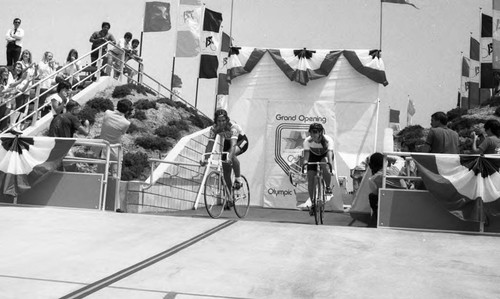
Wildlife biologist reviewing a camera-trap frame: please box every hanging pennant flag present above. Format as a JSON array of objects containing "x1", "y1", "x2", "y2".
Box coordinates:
[
  {"x1": 407, "y1": 98, "x2": 415, "y2": 126},
  {"x1": 143, "y1": 1, "x2": 172, "y2": 32},
  {"x1": 460, "y1": 56, "x2": 470, "y2": 108},
  {"x1": 0, "y1": 133, "x2": 75, "y2": 196},
  {"x1": 481, "y1": 14, "x2": 493, "y2": 89},
  {"x1": 199, "y1": 7, "x2": 223, "y2": 79},
  {"x1": 389, "y1": 109, "x2": 400, "y2": 131},
  {"x1": 381, "y1": 0, "x2": 418, "y2": 9},
  {"x1": 176, "y1": 0, "x2": 202, "y2": 57},
  {"x1": 493, "y1": 0, "x2": 500, "y2": 69},
  {"x1": 469, "y1": 37, "x2": 480, "y2": 107}
]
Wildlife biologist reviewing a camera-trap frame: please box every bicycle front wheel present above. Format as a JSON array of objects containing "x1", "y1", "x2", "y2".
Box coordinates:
[
  {"x1": 233, "y1": 175, "x2": 250, "y2": 218},
  {"x1": 319, "y1": 180, "x2": 325, "y2": 225},
  {"x1": 204, "y1": 171, "x2": 227, "y2": 219},
  {"x1": 314, "y1": 177, "x2": 322, "y2": 225}
]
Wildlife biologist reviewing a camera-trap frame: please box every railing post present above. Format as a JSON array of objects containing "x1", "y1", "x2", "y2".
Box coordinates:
[
  {"x1": 96, "y1": 48, "x2": 103, "y2": 80},
  {"x1": 138, "y1": 63, "x2": 143, "y2": 84},
  {"x1": 31, "y1": 84, "x2": 41, "y2": 127}
]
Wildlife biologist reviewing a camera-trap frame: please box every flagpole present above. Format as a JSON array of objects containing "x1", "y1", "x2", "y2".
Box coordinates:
[
  {"x1": 379, "y1": 0, "x2": 383, "y2": 51},
  {"x1": 458, "y1": 51, "x2": 463, "y2": 108},
  {"x1": 407, "y1": 95, "x2": 411, "y2": 126},
  {"x1": 374, "y1": 98, "x2": 380, "y2": 151},
  {"x1": 479, "y1": 7, "x2": 483, "y2": 105},
  {"x1": 229, "y1": 0, "x2": 234, "y2": 46}
]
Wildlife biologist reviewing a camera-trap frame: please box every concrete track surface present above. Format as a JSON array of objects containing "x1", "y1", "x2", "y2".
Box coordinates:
[{"x1": 1, "y1": 206, "x2": 499, "y2": 299}]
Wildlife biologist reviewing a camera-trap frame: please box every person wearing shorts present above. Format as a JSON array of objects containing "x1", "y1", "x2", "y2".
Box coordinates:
[
  {"x1": 303, "y1": 123, "x2": 334, "y2": 208},
  {"x1": 202, "y1": 109, "x2": 248, "y2": 191}
]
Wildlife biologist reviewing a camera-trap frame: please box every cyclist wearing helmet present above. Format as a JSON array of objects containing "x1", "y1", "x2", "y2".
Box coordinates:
[
  {"x1": 303, "y1": 123, "x2": 334, "y2": 205},
  {"x1": 202, "y1": 109, "x2": 249, "y2": 191}
]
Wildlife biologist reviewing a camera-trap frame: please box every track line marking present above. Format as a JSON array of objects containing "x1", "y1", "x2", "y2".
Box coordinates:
[{"x1": 60, "y1": 220, "x2": 236, "y2": 299}]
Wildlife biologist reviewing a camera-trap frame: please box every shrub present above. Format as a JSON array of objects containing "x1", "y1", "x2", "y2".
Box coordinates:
[
  {"x1": 396, "y1": 125, "x2": 424, "y2": 152},
  {"x1": 154, "y1": 125, "x2": 181, "y2": 139},
  {"x1": 78, "y1": 106, "x2": 98, "y2": 125},
  {"x1": 134, "y1": 99, "x2": 157, "y2": 110},
  {"x1": 449, "y1": 117, "x2": 485, "y2": 132},
  {"x1": 446, "y1": 107, "x2": 468, "y2": 122},
  {"x1": 112, "y1": 85, "x2": 133, "y2": 98},
  {"x1": 126, "y1": 122, "x2": 147, "y2": 134},
  {"x1": 135, "y1": 135, "x2": 173, "y2": 151},
  {"x1": 168, "y1": 119, "x2": 190, "y2": 131},
  {"x1": 480, "y1": 95, "x2": 500, "y2": 107},
  {"x1": 121, "y1": 151, "x2": 149, "y2": 181},
  {"x1": 189, "y1": 113, "x2": 213, "y2": 129},
  {"x1": 132, "y1": 110, "x2": 147, "y2": 121},
  {"x1": 156, "y1": 97, "x2": 176, "y2": 106},
  {"x1": 495, "y1": 106, "x2": 500, "y2": 117},
  {"x1": 85, "y1": 97, "x2": 114, "y2": 112}
]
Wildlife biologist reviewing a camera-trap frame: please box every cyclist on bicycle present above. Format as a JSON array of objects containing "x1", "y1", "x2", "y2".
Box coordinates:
[
  {"x1": 303, "y1": 123, "x2": 334, "y2": 208},
  {"x1": 202, "y1": 109, "x2": 249, "y2": 191}
]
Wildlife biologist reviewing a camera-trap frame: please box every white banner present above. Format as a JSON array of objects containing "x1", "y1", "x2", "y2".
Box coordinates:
[{"x1": 263, "y1": 101, "x2": 335, "y2": 208}]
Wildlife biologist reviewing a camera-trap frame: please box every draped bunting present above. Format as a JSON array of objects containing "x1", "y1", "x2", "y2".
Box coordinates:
[
  {"x1": 0, "y1": 133, "x2": 75, "y2": 196},
  {"x1": 267, "y1": 49, "x2": 342, "y2": 86},
  {"x1": 226, "y1": 47, "x2": 388, "y2": 86},
  {"x1": 226, "y1": 47, "x2": 266, "y2": 82},
  {"x1": 412, "y1": 154, "x2": 500, "y2": 222}
]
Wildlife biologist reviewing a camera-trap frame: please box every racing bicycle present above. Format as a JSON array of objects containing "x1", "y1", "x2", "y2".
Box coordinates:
[
  {"x1": 303, "y1": 161, "x2": 332, "y2": 225},
  {"x1": 202, "y1": 152, "x2": 250, "y2": 219}
]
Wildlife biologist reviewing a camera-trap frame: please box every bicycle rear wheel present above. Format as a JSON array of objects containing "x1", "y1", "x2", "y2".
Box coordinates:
[
  {"x1": 204, "y1": 171, "x2": 227, "y2": 219},
  {"x1": 233, "y1": 175, "x2": 250, "y2": 218}
]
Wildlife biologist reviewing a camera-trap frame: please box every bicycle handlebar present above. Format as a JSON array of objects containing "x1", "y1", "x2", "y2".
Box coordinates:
[
  {"x1": 201, "y1": 152, "x2": 231, "y2": 166},
  {"x1": 302, "y1": 162, "x2": 333, "y2": 173}
]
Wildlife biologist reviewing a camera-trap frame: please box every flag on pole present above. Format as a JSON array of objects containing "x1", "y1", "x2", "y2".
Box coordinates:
[
  {"x1": 389, "y1": 108, "x2": 400, "y2": 131},
  {"x1": 143, "y1": 1, "x2": 172, "y2": 32},
  {"x1": 493, "y1": 0, "x2": 500, "y2": 69},
  {"x1": 469, "y1": 37, "x2": 480, "y2": 107},
  {"x1": 461, "y1": 56, "x2": 470, "y2": 108},
  {"x1": 176, "y1": 0, "x2": 202, "y2": 57},
  {"x1": 381, "y1": 0, "x2": 418, "y2": 9},
  {"x1": 199, "y1": 7, "x2": 223, "y2": 79},
  {"x1": 481, "y1": 13, "x2": 494, "y2": 89},
  {"x1": 216, "y1": 32, "x2": 231, "y2": 109},
  {"x1": 407, "y1": 98, "x2": 415, "y2": 126}
]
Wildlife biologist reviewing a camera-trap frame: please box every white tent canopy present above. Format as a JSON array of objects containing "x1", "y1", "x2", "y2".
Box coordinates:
[{"x1": 225, "y1": 47, "x2": 387, "y2": 208}]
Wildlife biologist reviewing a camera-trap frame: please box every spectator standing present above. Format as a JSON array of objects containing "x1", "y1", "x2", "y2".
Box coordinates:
[
  {"x1": 9, "y1": 61, "x2": 31, "y2": 115},
  {"x1": 0, "y1": 66, "x2": 14, "y2": 130},
  {"x1": 471, "y1": 119, "x2": 500, "y2": 154},
  {"x1": 421, "y1": 111, "x2": 459, "y2": 154},
  {"x1": 18, "y1": 49, "x2": 37, "y2": 81},
  {"x1": 124, "y1": 39, "x2": 143, "y2": 83},
  {"x1": 37, "y1": 51, "x2": 57, "y2": 115},
  {"x1": 89, "y1": 22, "x2": 116, "y2": 71},
  {"x1": 59, "y1": 49, "x2": 81, "y2": 86},
  {"x1": 48, "y1": 100, "x2": 89, "y2": 138},
  {"x1": 109, "y1": 32, "x2": 132, "y2": 79},
  {"x1": 5, "y1": 18, "x2": 24, "y2": 70},
  {"x1": 97, "y1": 99, "x2": 133, "y2": 175}
]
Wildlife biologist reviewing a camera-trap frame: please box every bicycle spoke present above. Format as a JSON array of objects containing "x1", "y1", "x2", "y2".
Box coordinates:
[
  {"x1": 204, "y1": 171, "x2": 226, "y2": 218},
  {"x1": 233, "y1": 175, "x2": 250, "y2": 218}
]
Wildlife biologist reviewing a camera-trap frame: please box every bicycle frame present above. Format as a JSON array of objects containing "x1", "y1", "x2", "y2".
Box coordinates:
[{"x1": 303, "y1": 161, "x2": 332, "y2": 225}]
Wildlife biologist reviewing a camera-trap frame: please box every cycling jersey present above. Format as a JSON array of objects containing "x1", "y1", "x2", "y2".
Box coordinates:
[
  {"x1": 209, "y1": 122, "x2": 248, "y2": 153},
  {"x1": 303, "y1": 134, "x2": 334, "y2": 157}
]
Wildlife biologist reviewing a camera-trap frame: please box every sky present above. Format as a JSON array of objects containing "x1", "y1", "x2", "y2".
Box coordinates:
[{"x1": 0, "y1": 0, "x2": 494, "y2": 129}]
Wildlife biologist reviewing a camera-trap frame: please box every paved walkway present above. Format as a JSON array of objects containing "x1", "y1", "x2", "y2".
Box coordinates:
[{"x1": 1, "y1": 205, "x2": 499, "y2": 298}]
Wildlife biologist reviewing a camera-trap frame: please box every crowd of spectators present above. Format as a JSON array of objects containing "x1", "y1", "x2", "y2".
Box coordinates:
[{"x1": 1, "y1": 18, "x2": 142, "y2": 133}]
